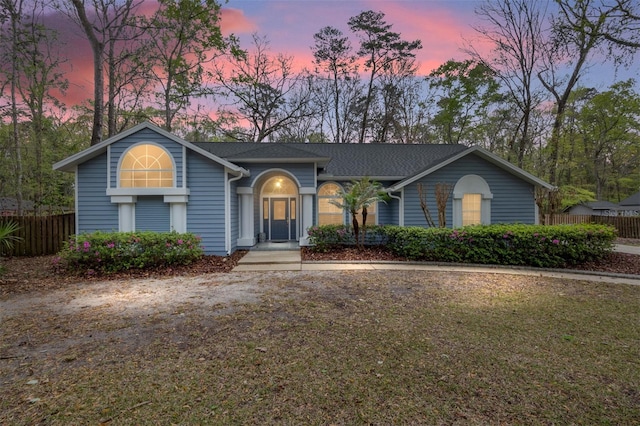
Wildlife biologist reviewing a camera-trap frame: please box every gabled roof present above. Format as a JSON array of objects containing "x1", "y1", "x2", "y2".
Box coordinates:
[
  {"x1": 53, "y1": 122, "x2": 249, "y2": 176},
  {"x1": 54, "y1": 123, "x2": 552, "y2": 189},
  {"x1": 564, "y1": 201, "x2": 620, "y2": 212},
  {"x1": 194, "y1": 142, "x2": 469, "y2": 180},
  {"x1": 619, "y1": 191, "x2": 640, "y2": 207},
  {"x1": 207, "y1": 143, "x2": 331, "y2": 166},
  {"x1": 387, "y1": 146, "x2": 554, "y2": 191}
]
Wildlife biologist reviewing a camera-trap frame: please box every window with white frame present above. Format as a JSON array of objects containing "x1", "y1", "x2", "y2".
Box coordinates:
[
  {"x1": 318, "y1": 183, "x2": 344, "y2": 225},
  {"x1": 453, "y1": 175, "x2": 492, "y2": 227},
  {"x1": 461, "y1": 193, "x2": 482, "y2": 225},
  {"x1": 119, "y1": 144, "x2": 174, "y2": 188}
]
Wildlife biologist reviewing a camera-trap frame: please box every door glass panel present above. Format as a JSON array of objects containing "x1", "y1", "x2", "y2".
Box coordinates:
[
  {"x1": 273, "y1": 200, "x2": 286, "y2": 220},
  {"x1": 290, "y1": 199, "x2": 296, "y2": 220},
  {"x1": 263, "y1": 200, "x2": 269, "y2": 219}
]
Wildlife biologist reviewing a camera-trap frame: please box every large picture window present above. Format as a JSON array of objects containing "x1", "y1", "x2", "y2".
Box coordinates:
[
  {"x1": 120, "y1": 144, "x2": 174, "y2": 188},
  {"x1": 318, "y1": 183, "x2": 344, "y2": 225}
]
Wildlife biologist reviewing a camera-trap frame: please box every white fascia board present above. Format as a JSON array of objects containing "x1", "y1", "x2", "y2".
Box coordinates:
[
  {"x1": 53, "y1": 122, "x2": 153, "y2": 172},
  {"x1": 53, "y1": 121, "x2": 249, "y2": 176}
]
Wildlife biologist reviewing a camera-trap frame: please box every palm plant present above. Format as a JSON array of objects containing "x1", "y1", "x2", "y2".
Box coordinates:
[
  {"x1": 330, "y1": 177, "x2": 388, "y2": 249},
  {"x1": 0, "y1": 220, "x2": 21, "y2": 254},
  {"x1": 0, "y1": 220, "x2": 21, "y2": 274}
]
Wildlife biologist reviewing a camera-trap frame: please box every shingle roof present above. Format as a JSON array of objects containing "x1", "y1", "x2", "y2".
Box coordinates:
[
  {"x1": 619, "y1": 191, "x2": 640, "y2": 207},
  {"x1": 192, "y1": 142, "x2": 468, "y2": 179}
]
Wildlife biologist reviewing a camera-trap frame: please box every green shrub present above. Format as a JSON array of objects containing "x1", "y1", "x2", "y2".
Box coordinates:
[
  {"x1": 309, "y1": 223, "x2": 616, "y2": 268},
  {"x1": 56, "y1": 231, "x2": 204, "y2": 274},
  {"x1": 385, "y1": 224, "x2": 616, "y2": 268},
  {"x1": 307, "y1": 224, "x2": 388, "y2": 252},
  {"x1": 307, "y1": 225, "x2": 354, "y2": 252}
]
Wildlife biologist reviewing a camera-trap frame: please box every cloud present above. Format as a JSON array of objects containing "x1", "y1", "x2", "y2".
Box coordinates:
[{"x1": 221, "y1": 7, "x2": 259, "y2": 35}]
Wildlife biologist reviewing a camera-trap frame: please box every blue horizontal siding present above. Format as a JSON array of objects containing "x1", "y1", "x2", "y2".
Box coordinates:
[
  {"x1": 135, "y1": 196, "x2": 170, "y2": 232},
  {"x1": 186, "y1": 151, "x2": 227, "y2": 255},
  {"x1": 238, "y1": 162, "x2": 316, "y2": 188},
  {"x1": 403, "y1": 153, "x2": 537, "y2": 228},
  {"x1": 77, "y1": 154, "x2": 118, "y2": 232}
]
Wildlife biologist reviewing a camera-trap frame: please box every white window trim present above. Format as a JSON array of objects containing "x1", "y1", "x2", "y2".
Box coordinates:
[
  {"x1": 110, "y1": 142, "x2": 188, "y2": 233},
  {"x1": 317, "y1": 182, "x2": 345, "y2": 226},
  {"x1": 453, "y1": 175, "x2": 493, "y2": 227}
]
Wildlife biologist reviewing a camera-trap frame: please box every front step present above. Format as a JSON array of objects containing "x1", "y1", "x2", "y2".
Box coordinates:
[{"x1": 233, "y1": 250, "x2": 302, "y2": 271}]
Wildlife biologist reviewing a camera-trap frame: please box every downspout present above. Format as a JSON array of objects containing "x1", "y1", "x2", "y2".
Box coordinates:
[
  {"x1": 387, "y1": 189, "x2": 403, "y2": 227},
  {"x1": 226, "y1": 171, "x2": 244, "y2": 255}
]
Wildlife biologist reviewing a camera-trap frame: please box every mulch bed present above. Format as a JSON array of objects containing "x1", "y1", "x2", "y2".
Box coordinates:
[
  {"x1": 1, "y1": 242, "x2": 638, "y2": 297},
  {"x1": 301, "y1": 246, "x2": 640, "y2": 276}
]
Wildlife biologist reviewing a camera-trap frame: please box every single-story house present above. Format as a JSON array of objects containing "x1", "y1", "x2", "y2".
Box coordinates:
[
  {"x1": 53, "y1": 122, "x2": 554, "y2": 255},
  {"x1": 564, "y1": 201, "x2": 621, "y2": 216},
  {"x1": 618, "y1": 191, "x2": 640, "y2": 216}
]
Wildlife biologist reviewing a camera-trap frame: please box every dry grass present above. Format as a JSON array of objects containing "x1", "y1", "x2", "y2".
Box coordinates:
[{"x1": 1, "y1": 270, "x2": 639, "y2": 425}]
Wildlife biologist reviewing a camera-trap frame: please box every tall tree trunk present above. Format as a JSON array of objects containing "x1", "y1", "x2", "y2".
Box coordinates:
[
  {"x1": 71, "y1": 0, "x2": 104, "y2": 146},
  {"x1": 8, "y1": 0, "x2": 24, "y2": 214}
]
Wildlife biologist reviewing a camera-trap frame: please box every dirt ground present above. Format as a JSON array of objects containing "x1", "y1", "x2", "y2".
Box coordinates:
[
  {"x1": 1, "y1": 239, "x2": 639, "y2": 424},
  {"x1": 0, "y1": 239, "x2": 639, "y2": 298}
]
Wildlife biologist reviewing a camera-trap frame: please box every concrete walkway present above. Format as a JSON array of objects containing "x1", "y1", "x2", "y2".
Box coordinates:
[
  {"x1": 232, "y1": 245, "x2": 640, "y2": 285},
  {"x1": 614, "y1": 244, "x2": 640, "y2": 255}
]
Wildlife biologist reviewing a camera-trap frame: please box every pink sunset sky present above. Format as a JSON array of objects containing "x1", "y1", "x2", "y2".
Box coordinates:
[
  {"x1": 52, "y1": 0, "x2": 637, "y2": 107},
  {"x1": 219, "y1": 0, "x2": 487, "y2": 73},
  {"x1": 55, "y1": 0, "x2": 491, "y2": 105}
]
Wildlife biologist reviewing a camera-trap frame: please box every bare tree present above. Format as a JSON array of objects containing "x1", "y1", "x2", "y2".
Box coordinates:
[
  {"x1": 63, "y1": 0, "x2": 142, "y2": 144},
  {"x1": 214, "y1": 34, "x2": 315, "y2": 142},
  {"x1": 469, "y1": 0, "x2": 547, "y2": 167}
]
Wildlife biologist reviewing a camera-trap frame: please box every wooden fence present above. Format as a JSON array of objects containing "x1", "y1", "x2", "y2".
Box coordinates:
[
  {"x1": 0, "y1": 212, "x2": 637, "y2": 257},
  {"x1": 543, "y1": 214, "x2": 640, "y2": 239},
  {"x1": 1, "y1": 213, "x2": 75, "y2": 256}
]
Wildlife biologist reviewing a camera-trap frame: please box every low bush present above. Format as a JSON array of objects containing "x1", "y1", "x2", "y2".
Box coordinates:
[
  {"x1": 56, "y1": 231, "x2": 204, "y2": 274},
  {"x1": 308, "y1": 223, "x2": 616, "y2": 268},
  {"x1": 307, "y1": 224, "x2": 388, "y2": 252}
]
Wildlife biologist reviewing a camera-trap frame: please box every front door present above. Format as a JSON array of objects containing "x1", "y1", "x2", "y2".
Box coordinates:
[
  {"x1": 264, "y1": 197, "x2": 297, "y2": 241},
  {"x1": 270, "y1": 198, "x2": 289, "y2": 241}
]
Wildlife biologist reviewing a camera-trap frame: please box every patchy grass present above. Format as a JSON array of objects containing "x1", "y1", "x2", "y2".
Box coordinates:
[{"x1": 1, "y1": 271, "x2": 639, "y2": 424}]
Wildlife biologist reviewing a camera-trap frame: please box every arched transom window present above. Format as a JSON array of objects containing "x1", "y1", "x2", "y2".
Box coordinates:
[
  {"x1": 318, "y1": 182, "x2": 344, "y2": 225},
  {"x1": 120, "y1": 144, "x2": 174, "y2": 188}
]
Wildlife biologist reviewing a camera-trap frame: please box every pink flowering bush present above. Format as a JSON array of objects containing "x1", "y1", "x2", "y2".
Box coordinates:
[{"x1": 57, "y1": 231, "x2": 204, "y2": 274}]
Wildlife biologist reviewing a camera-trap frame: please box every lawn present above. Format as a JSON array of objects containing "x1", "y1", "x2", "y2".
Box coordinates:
[{"x1": 1, "y1": 270, "x2": 639, "y2": 425}]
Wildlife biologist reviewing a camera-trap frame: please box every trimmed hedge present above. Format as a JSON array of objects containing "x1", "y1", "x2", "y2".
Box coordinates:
[
  {"x1": 308, "y1": 224, "x2": 616, "y2": 269},
  {"x1": 56, "y1": 231, "x2": 204, "y2": 274},
  {"x1": 307, "y1": 224, "x2": 388, "y2": 252}
]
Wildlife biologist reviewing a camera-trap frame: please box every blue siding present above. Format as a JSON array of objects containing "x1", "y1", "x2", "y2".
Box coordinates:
[
  {"x1": 238, "y1": 162, "x2": 316, "y2": 188},
  {"x1": 109, "y1": 128, "x2": 184, "y2": 188},
  {"x1": 77, "y1": 154, "x2": 119, "y2": 232},
  {"x1": 135, "y1": 196, "x2": 170, "y2": 232},
  {"x1": 403, "y1": 154, "x2": 537, "y2": 227},
  {"x1": 186, "y1": 151, "x2": 227, "y2": 255}
]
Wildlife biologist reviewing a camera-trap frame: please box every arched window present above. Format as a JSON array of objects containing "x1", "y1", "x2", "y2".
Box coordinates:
[
  {"x1": 119, "y1": 144, "x2": 174, "y2": 188},
  {"x1": 318, "y1": 182, "x2": 344, "y2": 225},
  {"x1": 453, "y1": 175, "x2": 492, "y2": 227}
]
